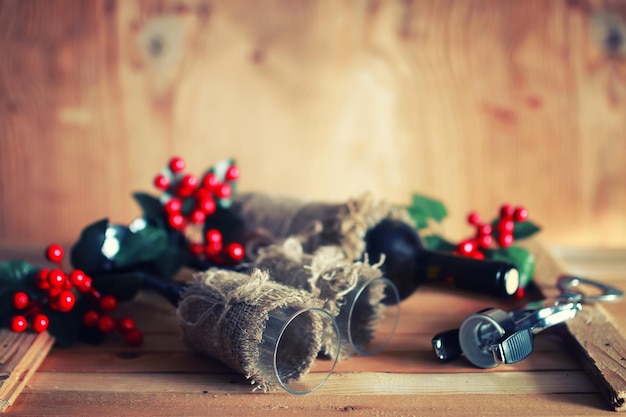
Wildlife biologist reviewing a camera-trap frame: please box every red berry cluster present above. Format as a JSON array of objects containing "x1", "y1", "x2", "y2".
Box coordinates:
[
  {"x1": 10, "y1": 244, "x2": 143, "y2": 346},
  {"x1": 82, "y1": 295, "x2": 143, "y2": 346},
  {"x1": 153, "y1": 156, "x2": 239, "y2": 230},
  {"x1": 188, "y1": 229, "x2": 245, "y2": 264},
  {"x1": 153, "y1": 157, "x2": 245, "y2": 264},
  {"x1": 454, "y1": 204, "x2": 529, "y2": 259},
  {"x1": 10, "y1": 244, "x2": 86, "y2": 334}
]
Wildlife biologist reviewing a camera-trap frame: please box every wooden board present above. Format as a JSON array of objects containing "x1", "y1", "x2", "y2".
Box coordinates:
[
  {"x1": 0, "y1": 330, "x2": 55, "y2": 412},
  {"x1": 0, "y1": 243, "x2": 624, "y2": 416},
  {"x1": 1, "y1": 0, "x2": 626, "y2": 249}
]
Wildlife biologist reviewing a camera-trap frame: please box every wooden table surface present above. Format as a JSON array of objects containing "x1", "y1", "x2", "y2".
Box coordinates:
[{"x1": 1, "y1": 244, "x2": 625, "y2": 417}]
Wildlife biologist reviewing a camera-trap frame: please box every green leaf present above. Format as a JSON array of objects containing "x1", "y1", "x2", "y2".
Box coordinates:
[
  {"x1": 422, "y1": 234, "x2": 457, "y2": 252},
  {"x1": 0, "y1": 260, "x2": 40, "y2": 285},
  {"x1": 512, "y1": 221, "x2": 541, "y2": 240},
  {"x1": 406, "y1": 194, "x2": 447, "y2": 229},
  {"x1": 150, "y1": 240, "x2": 190, "y2": 279},
  {"x1": 490, "y1": 219, "x2": 541, "y2": 240},
  {"x1": 133, "y1": 192, "x2": 165, "y2": 225},
  {"x1": 485, "y1": 246, "x2": 535, "y2": 288},
  {"x1": 90, "y1": 272, "x2": 144, "y2": 302},
  {"x1": 111, "y1": 224, "x2": 170, "y2": 270},
  {"x1": 0, "y1": 261, "x2": 41, "y2": 323},
  {"x1": 70, "y1": 219, "x2": 109, "y2": 275}
]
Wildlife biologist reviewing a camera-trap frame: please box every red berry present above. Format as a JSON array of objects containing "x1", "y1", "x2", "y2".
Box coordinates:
[
  {"x1": 471, "y1": 251, "x2": 485, "y2": 260},
  {"x1": 180, "y1": 174, "x2": 198, "y2": 190},
  {"x1": 168, "y1": 157, "x2": 185, "y2": 173},
  {"x1": 77, "y1": 276, "x2": 93, "y2": 293},
  {"x1": 69, "y1": 270, "x2": 87, "y2": 287},
  {"x1": 225, "y1": 165, "x2": 239, "y2": 181},
  {"x1": 498, "y1": 219, "x2": 515, "y2": 233},
  {"x1": 198, "y1": 197, "x2": 216, "y2": 215},
  {"x1": 47, "y1": 269, "x2": 67, "y2": 288},
  {"x1": 47, "y1": 287, "x2": 62, "y2": 299},
  {"x1": 499, "y1": 204, "x2": 515, "y2": 220},
  {"x1": 205, "y1": 241, "x2": 222, "y2": 258},
  {"x1": 476, "y1": 224, "x2": 492, "y2": 237},
  {"x1": 117, "y1": 317, "x2": 136, "y2": 334},
  {"x1": 189, "y1": 209, "x2": 206, "y2": 224},
  {"x1": 32, "y1": 314, "x2": 49, "y2": 333},
  {"x1": 100, "y1": 295, "x2": 118, "y2": 312},
  {"x1": 45, "y1": 244, "x2": 64, "y2": 264},
  {"x1": 205, "y1": 229, "x2": 222, "y2": 245},
  {"x1": 55, "y1": 291, "x2": 76, "y2": 312},
  {"x1": 98, "y1": 315, "x2": 117, "y2": 334},
  {"x1": 477, "y1": 234, "x2": 493, "y2": 249},
  {"x1": 189, "y1": 242, "x2": 204, "y2": 256},
  {"x1": 83, "y1": 310, "x2": 100, "y2": 327},
  {"x1": 11, "y1": 315, "x2": 28, "y2": 333},
  {"x1": 153, "y1": 174, "x2": 170, "y2": 190},
  {"x1": 36, "y1": 269, "x2": 50, "y2": 290},
  {"x1": 226, "y1": 243, "x2": 245, "y2": 262},
  {"x1": 467, "y1": 212, "x2": 481, "y2": 226},
  {"x1": 168, "y1": 213, "x2": 186, "y2": 230},
  {"x1": 215, "y1": 183, "x2": 232, "y2": 199},
  {"x1": 514, "y1": 206, "x2": 529, "y2": 222},
  {"x1": 202, "y1": 172, "x2": 218, "y2": 190},
  {"x1": 164, "y1": 198, "x2": 183, "y2": 214},
  {"x1": 124, "y1": 328, "x2": 144, "y2": 346},
  {"x1": 13, "y1": 291, "x2": 29, "y2": 310},
  {"x1": 457, "y1": 240, "x2": 477, "y2": 256},
  {"x1": 498, "y1": 233, "x2": 514, "y2": 248}
]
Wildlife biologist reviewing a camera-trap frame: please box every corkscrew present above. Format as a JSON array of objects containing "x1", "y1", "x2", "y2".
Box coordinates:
[{"x1": 432, "y1": 275, "x2": 623, "y2": 368}]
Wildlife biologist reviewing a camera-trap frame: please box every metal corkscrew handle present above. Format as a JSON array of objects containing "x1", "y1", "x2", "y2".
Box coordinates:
[{"x1": 432, "y1": 275, "x2": 623, "y2": 368}]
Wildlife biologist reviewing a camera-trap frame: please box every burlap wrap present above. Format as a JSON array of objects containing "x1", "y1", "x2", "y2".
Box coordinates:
[
  {"x1": 252, "y1": 238, "x2": 387, "y2": 358},
  {"x1": 232, "y1": 192, "x2": 413, "y2": 262},
  {"x1": 176, "y1": 268, "x2": 325, "y2": 392}
]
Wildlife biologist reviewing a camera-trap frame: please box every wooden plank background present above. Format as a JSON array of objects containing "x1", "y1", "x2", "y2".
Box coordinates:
[{"x1": 1, "y1": 0, "x2": 626, "y2": 249}]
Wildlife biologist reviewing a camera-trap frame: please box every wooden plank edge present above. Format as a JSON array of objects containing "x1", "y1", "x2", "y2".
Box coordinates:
[
  {"x1": 0, "y1": 330, "x2": 55, "y2": 413},
  {"x1": 528, "y1": 240, "x2": 626, "y2": 411}
]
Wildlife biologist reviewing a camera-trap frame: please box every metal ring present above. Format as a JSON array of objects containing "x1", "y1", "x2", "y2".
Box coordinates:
[{"x1": 557, "y1": 276, "x2": 623, "y2": 303}]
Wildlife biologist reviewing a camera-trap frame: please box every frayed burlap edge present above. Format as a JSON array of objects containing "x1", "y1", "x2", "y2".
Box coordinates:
[
  {"x1": 252, "y1": 238, "x2": 388, "y2": 359},
  {"x1": 176, "y1": 268, "x2": 324, "y2": 392}
]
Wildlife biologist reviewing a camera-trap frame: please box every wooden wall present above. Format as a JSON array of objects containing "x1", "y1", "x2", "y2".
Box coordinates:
[{"x1": 1, "y1": 0, "x2": 625, "y2": 250}]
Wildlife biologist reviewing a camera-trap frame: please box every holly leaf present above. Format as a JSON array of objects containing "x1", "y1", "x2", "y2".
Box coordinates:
[
  {"x1": 490, "y1": 219, "x2": 541, "y2": 240},
  {"x1": 110, "y1": 223, "x2": 170, "y2": 270},
  {"x1": 0, "y1": 260, "x2": 40, "y2": 286},
  {"x1": 0, "y1": 261, "x2": 41, "y2": 323},
  {"x1": 133, "y1": 192, "x2": 165, "y2": 225},
  {"x1": 485, "y1": 246, "x2": 535, "y2": 288},
  {"x1": 512, "y1": 221, "x2": 541, "y2": 240},
  {"x1": 149, "y1": 240, "x2": 190, "y2": 278},
  {"x1": 406, "y1": 194, "x2": 447, "y2": 229}
]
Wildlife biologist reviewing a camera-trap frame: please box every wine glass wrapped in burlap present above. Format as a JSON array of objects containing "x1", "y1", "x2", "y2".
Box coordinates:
[{"x1": 176, "y1": 268, "x2": 339, "y2": 393}]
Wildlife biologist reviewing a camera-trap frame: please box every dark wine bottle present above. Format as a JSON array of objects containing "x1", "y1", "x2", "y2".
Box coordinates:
[{"x1": 365, "y1": 219, "x2": 519, "y2": 303}]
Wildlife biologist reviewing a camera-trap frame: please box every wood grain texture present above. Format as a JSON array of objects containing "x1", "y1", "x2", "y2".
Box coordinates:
[
  {"x1": 0, "y1": 244, "x2": 624, "y2": 416},
  {"x1": 1, "y1": 0, "x2": 625, "y2": 249},
  {"x1": 0, "y1": 330, "x2": 55, "y2": 412}
]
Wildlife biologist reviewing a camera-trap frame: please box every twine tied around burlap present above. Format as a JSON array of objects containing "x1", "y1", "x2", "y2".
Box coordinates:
[
  {"x1": 176, "y1": 192, "x2": 409, "y2": 391},
  {"x1": 252, "y1": 237, "x2": 391, "y2": 358},
  {"x1": 176, "y1": 268, "x2": 333, "y2": 392}
]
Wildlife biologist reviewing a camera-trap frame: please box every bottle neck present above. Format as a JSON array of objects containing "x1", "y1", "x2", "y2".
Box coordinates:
[{"x1": 416, "y1": 250, "x2": 519, "y2": 298}]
